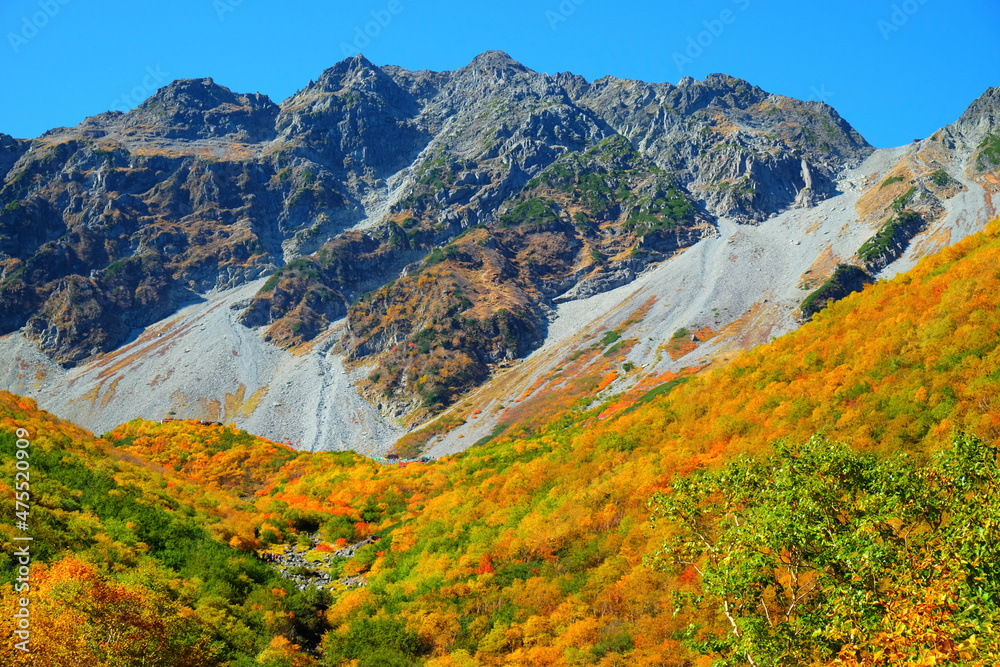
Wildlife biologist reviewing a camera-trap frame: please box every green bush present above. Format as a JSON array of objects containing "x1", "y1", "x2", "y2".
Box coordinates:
[
  {"x1": 800, "y1": 264, "x2": 873, "y2": 317},
  {"x1": 928, "y1": 169, "x2": 952, "y2": 186},
  {"x1": 600, "y1": 330, "x2": 621, "y2": 347},
  {"x1": 260, "y1": 273, "x2": 278, "y2": 292},
  {"x1": 424, "y1": 248, "x2": 445, "y2": 266},
  {"x1": 892, "y1": 186, "x2": 916, "y2": 212},
  {"x1": 857, "y1": 210, "x2": 922, "y2": 262},
  {"x1": 103, "y1": 257, "x2": 132, "y2": 279},
  {"x1": 591, "y1": 632, "x2": 633, "y2": 659},
  {"x1": 879, "y1": 175, "x2": 905, "y2": 189},
  {"x1": 978, "y1": 134, "x2": 1000, "y2": 171},
  {"x1": 322, "y1": 618, "x2": 428, "y2": 667},
  {"x1": 499, "y1": 197, "x2": 560, "y2": 227}
]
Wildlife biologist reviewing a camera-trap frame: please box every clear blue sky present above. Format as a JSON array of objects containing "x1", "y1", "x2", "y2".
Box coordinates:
[{"x1": 0, "y1": 0, "x2": 997, "y2": 147}]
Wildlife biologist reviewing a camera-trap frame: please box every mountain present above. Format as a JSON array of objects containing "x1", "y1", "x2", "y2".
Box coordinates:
[
  {"x1": 0, "y1": 53, "x2": 997, "y2": 455},
  {"x1": 3, "y1": 209, "x2": 1000, "y2": 664}
]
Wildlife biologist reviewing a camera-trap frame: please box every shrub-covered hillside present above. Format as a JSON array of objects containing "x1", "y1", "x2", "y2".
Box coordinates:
[{"x1": 0, "y1": 396, "x2": 332, "y2": 665}]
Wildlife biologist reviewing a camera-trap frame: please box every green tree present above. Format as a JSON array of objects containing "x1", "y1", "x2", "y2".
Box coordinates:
[
  {"x1": 321, "y1": 618, "x2": 427, "y2": 667},
  {"x1": 647, "y1": 433, "x2": 1000, "y2": 666}
]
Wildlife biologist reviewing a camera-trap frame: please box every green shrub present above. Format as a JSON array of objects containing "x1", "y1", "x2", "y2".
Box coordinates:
[
  {"x1": 600, "y1": 330, "x2": 621, "y2": 347},
  {"x1": 499, "y1": 197, "x2": 559, "y2": 227},
  {"x1": 322, "y1": 618, "x2": 428, "y2": 667},
  {"x1": 260, "y1": 274, "x2": 279, "y2": 292},
  {"x1": 892, "y1": 186, "x2": 916, "y2": 212},
  {"x1": 857, "y1": 210, "x2": 922, "y2": 262},
  {"x1": 648, "y1": 433, "x2": 1000, "y2": 666},
  {"x1": 591, "y1": 632, "x2": 634, "y2": 659},
  {"x1": 800, "y1": 264, "x2": 873, "y2": 317},
  {"x1": 928, "y1": 169, "x2": 952, "y2": 186},
  {"x1": 424, "y1": 248, "x2": 445, "y2": 266},
  {"x1": 978, "y1": 134, "x2": 1000, "y2": 171},
  {"x1": 103, "y1": 258, "x2": 132, "y2": 279}
]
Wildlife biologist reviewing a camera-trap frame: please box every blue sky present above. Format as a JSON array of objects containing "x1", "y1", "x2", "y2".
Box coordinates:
[{"x1": 0, "y1": 0, "x2": 997, "y2": 147}]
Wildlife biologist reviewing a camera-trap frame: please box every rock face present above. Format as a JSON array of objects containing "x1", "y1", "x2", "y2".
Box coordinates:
[
  {"x1": 117, "y1": 77, "x2": 281, "y2": 142},
  {"x1": 0, "y1": 51, "x2": 910, "y2": 417},
  {"x1": 951, "y1": 86, "x2": 1000, "y2": 148}
]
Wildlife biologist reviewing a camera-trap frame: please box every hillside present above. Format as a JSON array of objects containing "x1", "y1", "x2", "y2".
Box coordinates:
[
  {"x1": 5, "y1": 212, "x2": 1000, "y2": 664},
  {"x1": 0, "y1": 391, "x2": 335, "y2": 664}
]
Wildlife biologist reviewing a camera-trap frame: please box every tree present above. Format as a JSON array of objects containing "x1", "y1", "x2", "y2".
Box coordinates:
[{"x1": 647, "y1": 433, "x2": 1000, "y2": 666}]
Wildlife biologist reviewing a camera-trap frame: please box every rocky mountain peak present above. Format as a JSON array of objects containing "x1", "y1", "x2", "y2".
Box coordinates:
[
  {"x1": 0, "y1": 134, "x2": 28, "y2": 179},
  {"x1": 464, "y1": 50, "x2": 531, "y2": 74},
  {"x1": 0, "y1": 53, "x2": 886, "y2": 378},
  {"x1": 314, "y1": 54, "x2": 388, "y2": 90},
  {"x1": 701, "y1": 73, "x2": 767, "y2": 105},
  {"x1": 143, "y1": 77, "x2": 242, "y2": 111},
  {"x1": 953, "y1": 86, "x2": 1000, "y2": 144},
  {"x1": 651, "y1": 72, "x2": 767, "y2": 115},
  {"x1": 117, "y1": 77, "x2": 279, "y2": 141}
]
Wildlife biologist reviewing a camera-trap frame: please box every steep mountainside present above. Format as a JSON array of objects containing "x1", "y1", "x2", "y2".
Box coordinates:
[
  {"x1": 0, "y1": 55, "x2": 997, "y2": 452},
  {"x1": 5, "y1": 213, "x2": 1000, "y2": 665},
  {"x1": 0, "y1": 53, "x2": 865, "y2": 354}
]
